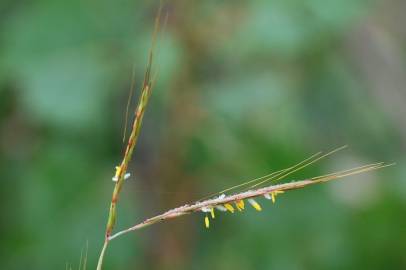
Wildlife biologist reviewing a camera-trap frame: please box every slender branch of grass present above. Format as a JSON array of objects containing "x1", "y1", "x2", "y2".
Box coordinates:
[
  {"x1": 96, "y1": 9, "x2": 162, "y2": 270},
  {"x1": 108, "y1": 162, "x2": 393, "y2": 241}
]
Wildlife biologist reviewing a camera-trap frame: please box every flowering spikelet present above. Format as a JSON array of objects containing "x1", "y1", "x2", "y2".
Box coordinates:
[
  {"x1": 235, "y1": 200, "x2": 245, "y2": 211},
  {"x1": 107, "y1": 155, "x2": 392, "y2": 241},
  {"x1": 248, "y1": 198, "x2": 262, "y2": 211},
  {"x1": 224, "y1": 203, "x2": 235, "y2": 213}
]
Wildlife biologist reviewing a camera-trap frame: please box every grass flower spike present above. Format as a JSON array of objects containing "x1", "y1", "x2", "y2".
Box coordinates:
[
  {"x1": 107, "y1": 159, "x2": 393, "y2": 242},
  {"x1": 96, "y1": 8, "x2": 163, "y2": 270}
]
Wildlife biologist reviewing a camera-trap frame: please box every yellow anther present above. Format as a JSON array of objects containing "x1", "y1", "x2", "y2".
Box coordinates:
[
  {"x1": 235, "y1": 200, "x2": 245, "y2": 211},
  {"x1": 248, "y1": 199, "x2": 262, "y2": 211},
  {"x1": 210, "y1": 208, "x2": 215, "y2": 219},
  {"x1": 115, "y1": 166, "x2": 122, "y2": 178},
  {"x1": 271, "y1": 190, "x2": 284, "y2": 204},
  {"x1": 224, "y1": 203, "x2": 235, "y2": 213},
  {"x1": 205, "y1": 215, "x2": 210, "y2": 228}
]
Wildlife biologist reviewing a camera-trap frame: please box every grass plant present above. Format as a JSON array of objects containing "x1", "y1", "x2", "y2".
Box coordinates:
[{"x1": 95, "y1": 9, "x2": 393, "y2": 270}]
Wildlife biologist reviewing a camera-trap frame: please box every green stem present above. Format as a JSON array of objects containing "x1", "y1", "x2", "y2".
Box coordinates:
[{"x1": 96, "y1": 240, "x2": 109, "y2": 270}]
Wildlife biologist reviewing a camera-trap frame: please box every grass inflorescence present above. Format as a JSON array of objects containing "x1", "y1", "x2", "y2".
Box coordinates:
[
  {"x1": 107, "y1": 148, "x2": 392, "y2": 238},
  {"x1": 95, "y1": 8, "x2": 393, "y2": 270},
  {"x1": 96, "y1": 8, "x2": 162, "y2": 270}
]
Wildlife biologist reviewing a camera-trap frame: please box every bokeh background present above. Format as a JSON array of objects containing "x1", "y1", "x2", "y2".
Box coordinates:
[{"x1": 1, "y1": 0, "x2": 405, "y2": 269}]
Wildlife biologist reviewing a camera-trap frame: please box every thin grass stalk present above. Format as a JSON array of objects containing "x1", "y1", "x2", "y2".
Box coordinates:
[
  {"x1": 108, "y1": 162, "x2": 393, "y2": 241},
  {"x1": 96, "y1": 10, "x2": 161, "y2": 270}
]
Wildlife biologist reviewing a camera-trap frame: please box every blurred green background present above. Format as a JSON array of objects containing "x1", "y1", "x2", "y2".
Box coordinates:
[{"x1": 0, "y1": 0, "x2": 405, "y2": 269}]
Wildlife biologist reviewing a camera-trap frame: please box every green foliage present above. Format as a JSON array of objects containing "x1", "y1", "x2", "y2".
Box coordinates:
[{"x1": 0, "y1": 0, "x2": 404, "y2": 269}]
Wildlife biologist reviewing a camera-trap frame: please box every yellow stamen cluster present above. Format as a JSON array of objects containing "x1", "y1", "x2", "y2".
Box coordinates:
[
  {"x1": 203, "y1": 191, "x2": 287, "y2": 228},
  {"x1": 235, "y1": 200, "x2": 245, "y2": 211},
  {"x1": 202, "y1": 207, "x2": 216, "y2": 229}
]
